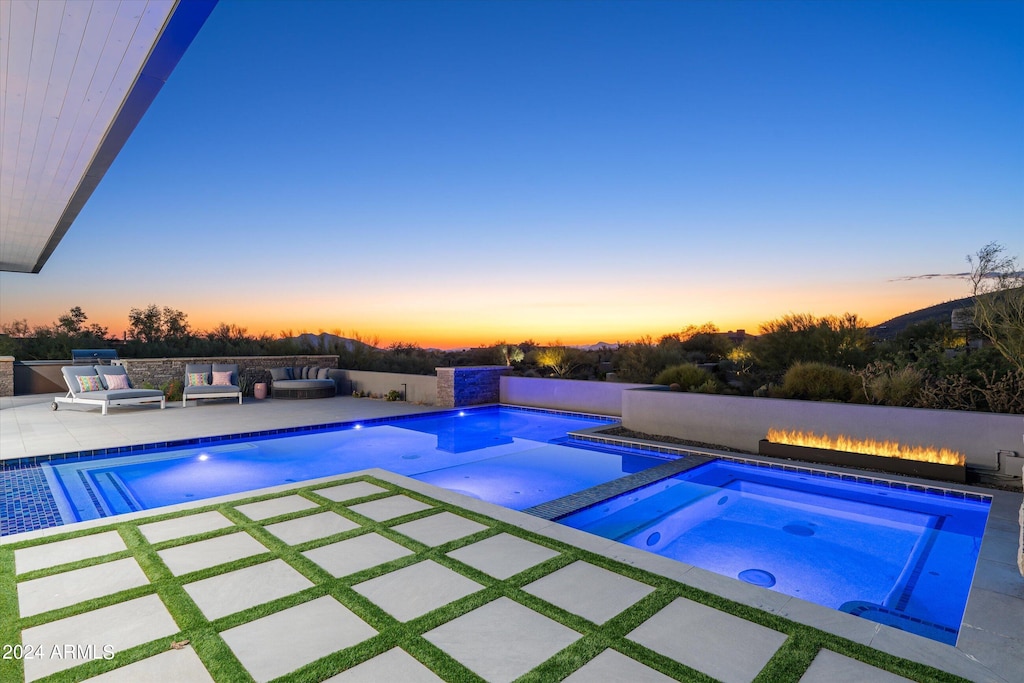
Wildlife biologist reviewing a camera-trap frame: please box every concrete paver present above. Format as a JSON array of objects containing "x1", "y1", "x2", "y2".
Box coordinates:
[
  {"x1": 83, "y1": 648, "x2": 214, "y2": 682},
  {"x1": 234, "y1": 495, "x2": 320, "y2": 521},
  {"x1": 18, "y1": 557, "x2": 149, "y2": 617},
  {"x1": 424, "y1": 597, "x2": 581, "y2": 683},
  {"x1": 303, "y1": 532, "x2": 413, "y2": 577},
  {"x1": 323, "y1": 647, "x2": 444, "y2": 682},
  {"x1": 138, "y1": 511, "x2": 235, "y2": 544},
  {"x1": 14, "y1": 530, "x2": 126, "y2": 574},
  {"x1": 264, "y1": 510, "x2": 360, "y2": 545},
  {"x1": 158, "y1": 531, "x2": 268, "y2": 576},
  {"x1": 220, "y1": 595, "x2": 377, "y2": 683},
  {"x1": 314, "y1": 481, "x2": 389, "y2": 502},
  {"x1": 447, "y1": 532, "x2": 559, "y2": 579},
  {"x1": 184, "y1": 559, "x2": 314, "y2": 620},
  {"x1": 20, "y1": 594, "x2": 179, "y2": 682},
  {"x1": 523, "y1": 560, "x2": 655, "y2": 625},
  {"x1": 348, "y1": 494, "x2": 433, "y2": 521},
  {"x1": 353, "y1": 559, "x2": 484, "y2": 622},
  {"x1": 799, "y1": 649, "x2": 914, "y2": 683},
  {"x1": 562, "y1": 648, "x2": 677, "y2": 682},
  {"x1": 627, "y1": 597, "x2": 789, "y2": 683},
  {"x1": 392, "y1": 511, "x2": 489, "y2": 546}
]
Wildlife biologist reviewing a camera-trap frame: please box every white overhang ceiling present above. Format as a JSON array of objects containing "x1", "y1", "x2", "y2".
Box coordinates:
[{"x1": 0, "y1": 0, "x2": 217, "y2": 273}]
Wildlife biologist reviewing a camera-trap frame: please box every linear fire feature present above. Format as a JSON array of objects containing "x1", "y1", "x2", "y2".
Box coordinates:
[{"x1": 758, "y1": 431, "x2": 967, "y2": 483}]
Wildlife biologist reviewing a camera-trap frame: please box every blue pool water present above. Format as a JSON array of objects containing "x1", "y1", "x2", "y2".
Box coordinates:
[
  {"x1": 559, "y1": 460, "x2": 991, "y2": 644},
  {"x1": 33, "y1": 407, "x2": 670, "y2": 524}
]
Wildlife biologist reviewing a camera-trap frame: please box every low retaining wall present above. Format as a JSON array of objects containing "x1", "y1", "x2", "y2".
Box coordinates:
[
  {"x1": 0, "y1": 357, "x2": 13, "y2": 397},
  {"x1": 622, "y1": 389, "x2": 1024, "y2": 476},
  {"x1": 500, "y1": 376, "x2": 658, "y2": 416},
  {"x1": 118, "y1": 355, "x2": 338, "y2": 391},
  {"x1": 334, "y1": 369, "x2": 437, "y2": 405}
]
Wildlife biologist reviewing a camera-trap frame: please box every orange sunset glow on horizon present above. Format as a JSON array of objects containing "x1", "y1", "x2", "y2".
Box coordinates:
[{"x1": 2, "y1": 273, "x2": 971, "y2": 350}]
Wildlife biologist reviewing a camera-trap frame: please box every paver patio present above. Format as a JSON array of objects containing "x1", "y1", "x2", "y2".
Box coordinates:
[{"x1": 1, "y1": 396, "x2": 1021, "y2": 682}]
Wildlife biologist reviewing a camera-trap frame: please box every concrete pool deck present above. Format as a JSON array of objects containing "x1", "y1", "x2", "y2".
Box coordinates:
[{"x1": 1, "y1": 394, "x2": 1022, "y2": 682}]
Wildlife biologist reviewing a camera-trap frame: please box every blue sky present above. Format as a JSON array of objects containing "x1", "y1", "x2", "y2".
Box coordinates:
[{"x1": 3, "y1": 0, "x2": 1021, "y2": 347}]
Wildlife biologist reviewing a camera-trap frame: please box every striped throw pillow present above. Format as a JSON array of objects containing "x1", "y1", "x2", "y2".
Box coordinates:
[
  {"x1": 105, "y1": 373, "x2": 130, "y2": 390},
  {"x1": 76, "y1": 375, "x2": 103, "y2": 392},
  {"x1": 211, "y1": 371, "x2": 233, "y2": 386}
]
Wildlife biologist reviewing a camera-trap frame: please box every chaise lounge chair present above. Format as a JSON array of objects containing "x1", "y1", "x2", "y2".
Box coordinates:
[
  {"x1": 182, "y1": 363, "x2": 243, "y2": 407},
  {"x1": 53, "y1": 366, "x2": 166, "y2": 415}
]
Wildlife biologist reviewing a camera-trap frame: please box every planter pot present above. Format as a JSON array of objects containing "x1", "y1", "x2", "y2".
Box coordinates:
[
  {"x1": 758, "y1": 439, "x2": 966, "y2": 484},
  {"x1": 254, "y1": 383, "x2": 268, "y2": 400}
]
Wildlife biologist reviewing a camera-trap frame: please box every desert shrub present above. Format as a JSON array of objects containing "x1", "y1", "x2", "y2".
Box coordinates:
[
  {"x1": 692, "y1": 379, "x2": 723, "y2": 394},
  {"x1": 780, "y1": 362, "x2": 861, "y2": 402},
  {"x1": 654, "y1": 363, "x2": 714, "y2": 390},
  {"x1": 161, "y1": 378, "x2": 184, "y2": 402},
  {"x1": 858, "y1": 362, "x2": 925, "y2": 406}
]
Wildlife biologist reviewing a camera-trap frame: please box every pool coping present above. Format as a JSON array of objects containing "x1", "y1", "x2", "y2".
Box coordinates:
[
  {"x1": 0, "y1": 403, "x2": 616, "y2": 470},
  {"x1": 1, "y1": 468, "x2": 1012, "y2": 683}
]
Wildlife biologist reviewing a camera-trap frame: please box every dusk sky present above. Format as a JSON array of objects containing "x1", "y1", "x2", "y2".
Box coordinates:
[{"x1": 2, "y1": 0, "x2": 1021, "y2": 349}]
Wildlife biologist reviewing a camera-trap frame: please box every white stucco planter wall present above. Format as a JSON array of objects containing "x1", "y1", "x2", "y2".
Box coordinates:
[
  {"x1": 622, "y1": 389, "x2": 1024, "y2": 476},
  {"x1": 500, "y1": 376, "x2": 658, "y2": 416}
]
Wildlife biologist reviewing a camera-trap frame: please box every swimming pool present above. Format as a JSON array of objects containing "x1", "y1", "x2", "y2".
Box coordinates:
[
  {"x1": 25, "y1": 407, "x2": 670, "y2": 527},
  {"x1": 558, "y1": 459, "x2": 991, "y2": 645}
]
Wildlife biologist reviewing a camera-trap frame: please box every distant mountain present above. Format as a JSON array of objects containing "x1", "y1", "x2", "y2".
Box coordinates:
[
  {"x1": 871, "y1": 296, "x2": 976, "y2": 339},
  {"x1": 285, "y1": 333, "x2": 373, "y2": 352},
  {"x1": 872, "y1": 287, "x2": 1024, "y2": 340},
  {"x1": 574, "y1": 341, "x2": 619, "y2": 351}
]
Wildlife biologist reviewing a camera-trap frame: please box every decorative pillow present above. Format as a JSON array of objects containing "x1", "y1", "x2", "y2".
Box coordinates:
[
  {"x1": 269, "y1": 367, "x2": 290, "y2": 382},
  {"x1": 317, "y1": 367, "x2": 330, "y2": 380},
  {"x1": 76, "y1": 375, "x2": 103, "y2": 392},
  {"x1": 187, "y1": 372, "x2": 209, "y2": 387},
  {"x1": 105, "y1": 373, "x2": 130, "y2": 390},
  {"x1": 212, "y1": 370, "x2": 233, "y2": 386}
]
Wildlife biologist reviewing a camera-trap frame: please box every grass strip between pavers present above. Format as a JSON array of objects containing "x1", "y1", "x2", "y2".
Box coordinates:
[{"x1": 0, "y1": 474, "x2": 974, "y2": 683}]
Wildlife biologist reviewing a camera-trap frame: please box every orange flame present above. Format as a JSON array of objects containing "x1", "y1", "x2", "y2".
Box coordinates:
[{"x1": 765, "y1": 429, "x2": 965, "y2": 467}]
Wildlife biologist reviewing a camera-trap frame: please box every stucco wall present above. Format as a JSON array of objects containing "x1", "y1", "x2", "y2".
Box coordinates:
[
  {"x1": 623, "y1": 389, "x2": 1024, "y2": 476},
  {"x1": 13, "y1": 361, "x2": 65, "y2": 394},
  {"x1": 334, "y1": 369, "x2": 437, "y2": 405},
  {"x1": 500, "y1": 376, "x2": 659, "y2": 416}
]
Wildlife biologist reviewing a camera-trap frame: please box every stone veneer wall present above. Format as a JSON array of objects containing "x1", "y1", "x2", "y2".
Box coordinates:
[
  {"x1": 436, "y1": 366, "x2": 510, "y2": 408},
  {"x1": 118, "y1": 355, "x2": 338, "y2": 390},
  {"x1": 0, "y1": 357, "x2": 13, "y2": 397}
]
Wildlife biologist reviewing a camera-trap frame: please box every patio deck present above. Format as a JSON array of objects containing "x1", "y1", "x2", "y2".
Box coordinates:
[{"x1": 1, "y1": 394, "x2": 1021, "y2": 682}]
